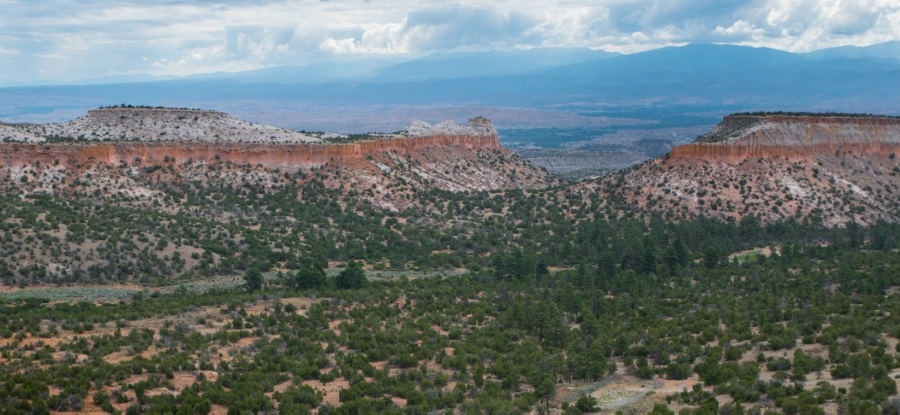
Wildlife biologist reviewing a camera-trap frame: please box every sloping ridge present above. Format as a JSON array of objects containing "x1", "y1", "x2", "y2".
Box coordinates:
[
  {"x1": 586, "y1": 113, "x2": 900, "y2": 226},
  {"x1": 1, "y1": 112, "x2": 555, "y2": 213}
]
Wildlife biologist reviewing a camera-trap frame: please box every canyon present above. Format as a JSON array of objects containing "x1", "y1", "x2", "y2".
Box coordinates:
[{"x1": 6, "y1": 109, "x2": 899, "y2": 226}]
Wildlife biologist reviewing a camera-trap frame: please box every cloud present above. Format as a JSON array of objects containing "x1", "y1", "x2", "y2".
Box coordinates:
[
  {"x1": 225, "y1": 26, "x2": 296, "y2": 60},
  {"x1": 714, "y1": 20, "x2": 767, "y2": 38},
  {"x1": 319, "y1": 7, "x2": 542, "y2": 54},
  {"x1": 0, "y1": 0, "x2": 898, "y2": 85}
]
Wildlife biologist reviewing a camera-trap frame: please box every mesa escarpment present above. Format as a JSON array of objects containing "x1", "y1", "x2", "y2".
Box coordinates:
[
  {"x1": 0, "y1": 133, "x2": 500, "y2": 172},
  {"x1": 1, "y1": 110, "x2": 503, "y2": 172},
  {"x1": 670, "y1": 114, "x2": 900, "y2": 163},
  {"x1": 583, "y1": 114, "x2": 900, "y2": 226},
  {"x1": 2, "y1": 111, "x2": 555, "y2": 212}
]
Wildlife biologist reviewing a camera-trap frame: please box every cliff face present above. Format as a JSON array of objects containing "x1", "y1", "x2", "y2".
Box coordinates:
[
  {"x1": 580, "y1": 114, "x2": 900, "y2": 226},
  {"x1": 1, "y1": 109, "x2": 557, "y2": 211},
  {"x1": 670, "y1": 115, "x2": 900, "y2": 163},
  {"x1": 0, "y1": 134, "x2": 500, "y2": 172},
  {"x1": 1, "y1": 131, "x2": 555, "y2": 213}
]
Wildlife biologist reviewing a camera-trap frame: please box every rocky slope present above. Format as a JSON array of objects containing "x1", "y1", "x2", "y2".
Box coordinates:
[
  {"x1": 1, "y1": 111, "x2": 555, "y2": 212},
  {"x1": 581, "y1": 114, "x2": 900, "y2": 226},
  {"x1": 0, "y1": 122, "x2": 42, "y2": 143},
  {"x1": 674, "y1": 114, "x2": 900, "y2": 162}
]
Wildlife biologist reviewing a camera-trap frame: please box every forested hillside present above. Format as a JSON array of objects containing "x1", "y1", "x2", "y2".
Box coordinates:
[
  {"x1": 1, "y1": 210, "x2": 898, "y2": 413},
  {"x1": 1, "y1": 174, "x2": 899, "y2": 413}
]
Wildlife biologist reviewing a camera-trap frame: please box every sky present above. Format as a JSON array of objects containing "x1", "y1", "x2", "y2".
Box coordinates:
[{"x1": 1, "y1": 0, "x2": 898, "y2": 86}]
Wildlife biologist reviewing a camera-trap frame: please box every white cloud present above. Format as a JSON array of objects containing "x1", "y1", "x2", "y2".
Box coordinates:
[
  {"x1": 756, "y1": 0, "x2": 900, "y2": 51},
  {"x1": 0, "y1": 0, "x2": 898, "y2": 85},
  {"x1": 714, "y1": 20, "x2": 767, "y2": 37},
  {"x1": 320, "y1": 20, "x2": 412, "y2": 54}
]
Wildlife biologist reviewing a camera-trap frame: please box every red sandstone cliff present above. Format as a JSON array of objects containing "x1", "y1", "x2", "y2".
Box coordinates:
[
  {"x1": 578, "y1": 114, "x2": 900, "y2": 226},
  {"x1": 670, "y1": 115, "x2": 900, "y2": 163},
  {"x1": 0, "y1": 109, "x2": 560, "y2": 209},
  {"x1": 1, "y1": 109, "x2": 507, "y2": 173},
  {"x1": 0, "y1": 133, "x2": 500, "y2": 172}
]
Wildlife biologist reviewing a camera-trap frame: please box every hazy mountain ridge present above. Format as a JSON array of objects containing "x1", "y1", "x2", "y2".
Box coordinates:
[
  {"x1": 2, "y1": 43, "x2": 896, "y2": 179},
  {"x1": 3, "y1": 43, "x2": 898, "y2": 127}
]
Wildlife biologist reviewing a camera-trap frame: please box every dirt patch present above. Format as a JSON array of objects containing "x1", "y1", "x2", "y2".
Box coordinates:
[
  {"x1": 234, "y1": 336, "x2": 259, "y2": 349},
  {"x1": 329, "y1": 319, "x2": 345, "y2": 336},
  {"x1": 391, "y1": 396, "x2": 408, "y2": 408},
  {"x1": 210, "y1": 404, "x2": 229, "y2": 415},
  {"x1": 171, "y1": 372, "x2": 199, "y2": 392},
  {"x1": 281, "y1": 297, "x2": 318, "y2": 314},
  {"x1": 274, "y1": 380, "x2": 293, "y2": 393},
  {"x1": 303, "y1": 378, "x2": 350, "y2": 408}
]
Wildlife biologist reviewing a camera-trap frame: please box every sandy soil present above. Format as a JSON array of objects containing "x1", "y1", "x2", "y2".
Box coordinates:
[
  {"x1": 210, "y1": 404, "x2": 229, "y2": 414},
  {"x1": 303, "y1": 378, "x2": 351, "y2": 408}
]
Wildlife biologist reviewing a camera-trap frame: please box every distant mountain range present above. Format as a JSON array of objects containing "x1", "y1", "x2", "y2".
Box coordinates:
[
  {"x1": 1, "y1": 42, "x2": 898, "y2": 131},
  {"x1": 804, "y1": 41, "x2": 900, "y2": 62}
]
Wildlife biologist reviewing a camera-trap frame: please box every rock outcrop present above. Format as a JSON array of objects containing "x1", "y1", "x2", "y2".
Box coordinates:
[
  {"x1": 1, "y1": 111, "x2": 556, "y2": 212},
  {"x1": 0, "y1": 111, "x2": 504, "y2": 172},
  {"x1": 580, "y1": 114, "x2": 900, "y2": 226},
  {"x1": 402, "y1": 117, "x2": 496, "y2": 137},
  {"x1": 670, "y1": 114, "x2": 900, "y2": 163},
  {"x1": 0, "y1": 133, "x2": 500, "y2": 172}
]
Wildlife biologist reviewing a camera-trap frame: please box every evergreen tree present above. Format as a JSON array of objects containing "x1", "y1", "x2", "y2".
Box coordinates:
[
  {"x1": 294, "y1": 264, "x2": 327, "y2": 290},
  {"x1": 335, "y1": 261, "x2": 367, "y2": 289},
  {"x1": 244, "y1": 268, "x2": 264, "y2": 292}
]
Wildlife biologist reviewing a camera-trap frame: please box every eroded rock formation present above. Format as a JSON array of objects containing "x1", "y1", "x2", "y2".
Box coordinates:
[
  {"x1": 1, "y1": 110, "x2": 505, "y2": 173},
  {"x1": 1, "y1": 111, "x2": 556, "y2": 212},
  {"x1": 581, "y1": 114, "x2": 900, "y2": 226},
  {"x1": 670, "y1": 115, "x2": 900, "y2": 163},
  {"x1": 0, "y1": 133, "x2": 500, "y2": 172}
]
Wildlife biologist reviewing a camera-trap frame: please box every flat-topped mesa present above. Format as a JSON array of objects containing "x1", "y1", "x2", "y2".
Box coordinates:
[
  {"x1": 0, "y1": 122, "x2": 42, "y2": 143},
  {"x1": 18, "y1": 107, "x2": 320, "y2": 144},
  {"x1": 401, "y1": 117, "x2": 497, "y2": 138},
  {"x1": 0, "y1": 113, "x2": 501, "y2": 172},
  {"x1": 670, "y1": 113, "x2": 900, "y2": 163}
]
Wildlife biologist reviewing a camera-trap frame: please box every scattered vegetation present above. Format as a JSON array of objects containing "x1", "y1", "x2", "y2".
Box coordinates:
[{"x1": 1, "y1": 112, "x2": 899, "y2": 412}]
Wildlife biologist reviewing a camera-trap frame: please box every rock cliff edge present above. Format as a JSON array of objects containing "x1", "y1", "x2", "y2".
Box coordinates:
[{"x1": 670, "y1": 114, "x2": 900, "y2": 163}]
